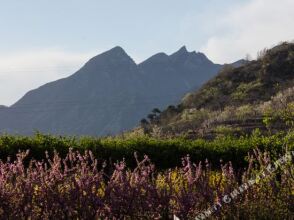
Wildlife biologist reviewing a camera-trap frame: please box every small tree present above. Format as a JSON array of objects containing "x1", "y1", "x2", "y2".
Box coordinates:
[
  {"x1": 140, "y1": 118, "x2": 150, "y2": 134},
  {"x1": 152, "y1": 108, "x2": 161, "y2": 115},
  {"x1": 167, "y1": 105, "x2": 176, "y2": 111},
  {"x1": 140, "y1": 118, "x2": 149, "y2": 125},
  {"x1": 147, "y1": 114, "x2": 156, "y2": 122}
]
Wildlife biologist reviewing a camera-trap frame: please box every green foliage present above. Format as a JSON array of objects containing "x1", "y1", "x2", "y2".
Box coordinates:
[
  {"x1": 180, "y1": 108, "x2": 210, "y2": 122},
  {"x1": 263, "y1": 102, "x2": 294, "y2": 130},
  {"x1": 282, "y1": 103, "x2": 294, "y2": 127},
  {"x1": 214, "y1": 125, "x2": 239, "y2": 137},
  {"x1": 235, "y1": 104, "x2": 256, "y2": 120},
  {"x1": 0, "y1": 131, "x2": 292, "y2": 169},
  {"x1": 232, "y1": 81, "x2": 262, "y2": 101}
]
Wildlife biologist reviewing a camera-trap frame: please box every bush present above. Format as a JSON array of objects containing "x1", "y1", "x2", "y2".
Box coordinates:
[
  {"x1": 0, "y1": 132, "x2": 292, "y2": 170},
  {"x1": 0, "y1": 148, "x2": 292, "y2": 219}
]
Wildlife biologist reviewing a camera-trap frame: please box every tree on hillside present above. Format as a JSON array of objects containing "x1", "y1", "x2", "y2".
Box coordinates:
[
  {"x1": 140, "y1": 118, "x2": 149, "y2": 125},
  {"x1": 152, "y1": 108, "x2": 161, "y2": 115},
  {"x1": 147, "y1": 114, "x2": 156, "y2": 122}
]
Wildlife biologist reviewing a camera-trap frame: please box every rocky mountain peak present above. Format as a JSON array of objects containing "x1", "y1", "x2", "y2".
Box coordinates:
[{"x1": 82, "y1": 46, "x2": 136, "y2": 72}]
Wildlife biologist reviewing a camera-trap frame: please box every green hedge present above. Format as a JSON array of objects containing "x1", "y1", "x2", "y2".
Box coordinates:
[{"x1": 0, "y1": 131, "x2": 292, "y2": 169}]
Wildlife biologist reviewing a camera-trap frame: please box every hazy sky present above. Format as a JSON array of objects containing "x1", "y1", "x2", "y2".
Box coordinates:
[{"x1": 0, "y1": 0, "x2": 294, "y2": 106}]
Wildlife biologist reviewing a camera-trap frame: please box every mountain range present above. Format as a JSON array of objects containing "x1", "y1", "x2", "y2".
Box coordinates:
[{"x1": 0, "y1": 46, "x2": 234, "y2": 136}]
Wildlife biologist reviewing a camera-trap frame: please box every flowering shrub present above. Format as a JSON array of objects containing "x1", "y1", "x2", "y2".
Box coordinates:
[
  {"x1": 0, "y1": 149, "x2": 293, "y2": 219},
  {"x1": 0, "y1": 149, "x2": 294, "y2": 219}
]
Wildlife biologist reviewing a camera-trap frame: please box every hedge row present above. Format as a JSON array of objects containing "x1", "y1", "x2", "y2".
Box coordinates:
[{"x1": 0, "y1": 131, "x2": 293, "y2": 169}]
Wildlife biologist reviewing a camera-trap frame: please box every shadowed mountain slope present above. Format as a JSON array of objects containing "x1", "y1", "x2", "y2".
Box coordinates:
[{"x1": 0, "y1": 46, "x2": 222, "y2": 136}]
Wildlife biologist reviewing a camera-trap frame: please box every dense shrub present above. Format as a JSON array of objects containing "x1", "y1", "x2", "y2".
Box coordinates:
[
  {"x1": 0, "y1": 131, "x2": 293, "y2": 170},
  {"x1": 0, "y1": 148, "x2": 293, "y2": 219}
]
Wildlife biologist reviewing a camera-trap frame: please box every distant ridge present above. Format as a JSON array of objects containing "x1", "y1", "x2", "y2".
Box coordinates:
[{"x1": 0, "y1": 46, "x2": 226, "y2": 136}]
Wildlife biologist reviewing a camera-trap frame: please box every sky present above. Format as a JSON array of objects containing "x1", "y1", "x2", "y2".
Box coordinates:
[{"x1": 0, "y1": 0, "x2": 293, "y2": 106}]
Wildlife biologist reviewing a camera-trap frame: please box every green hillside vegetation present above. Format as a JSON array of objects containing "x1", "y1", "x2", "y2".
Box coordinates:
[
  {"x1": 140, "y1": 42, "x2": 294, "y2": 138},
  {"x1": 183, "y1": 42, "x2": 294, "y2": 109}
]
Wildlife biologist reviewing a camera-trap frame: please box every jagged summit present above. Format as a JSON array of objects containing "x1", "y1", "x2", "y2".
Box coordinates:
[
  {"x1": 106, "y1": 46, "x2": 127, "y2": 55},
  {"x1": 171, "y1": 46, "x2": 207, "y2": 57},
  {"x1": 91, "y1": 46, "x2": 131, "y2": 60},
  {"x1": 170, "y1": 46, "x2": 189, "y2": 58},
  {"x1": 82, "y1": 46, "x2": 136, "y2": 72},
  {"x1": 169, "y1": 46, "x2": 214, "y2": 67},
  {"x1": 177, "y1": 46, "x2": 188, "y2": 53},
  {"x1": 141, "y1": 46, "x2": 212, "y2": 67}
]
